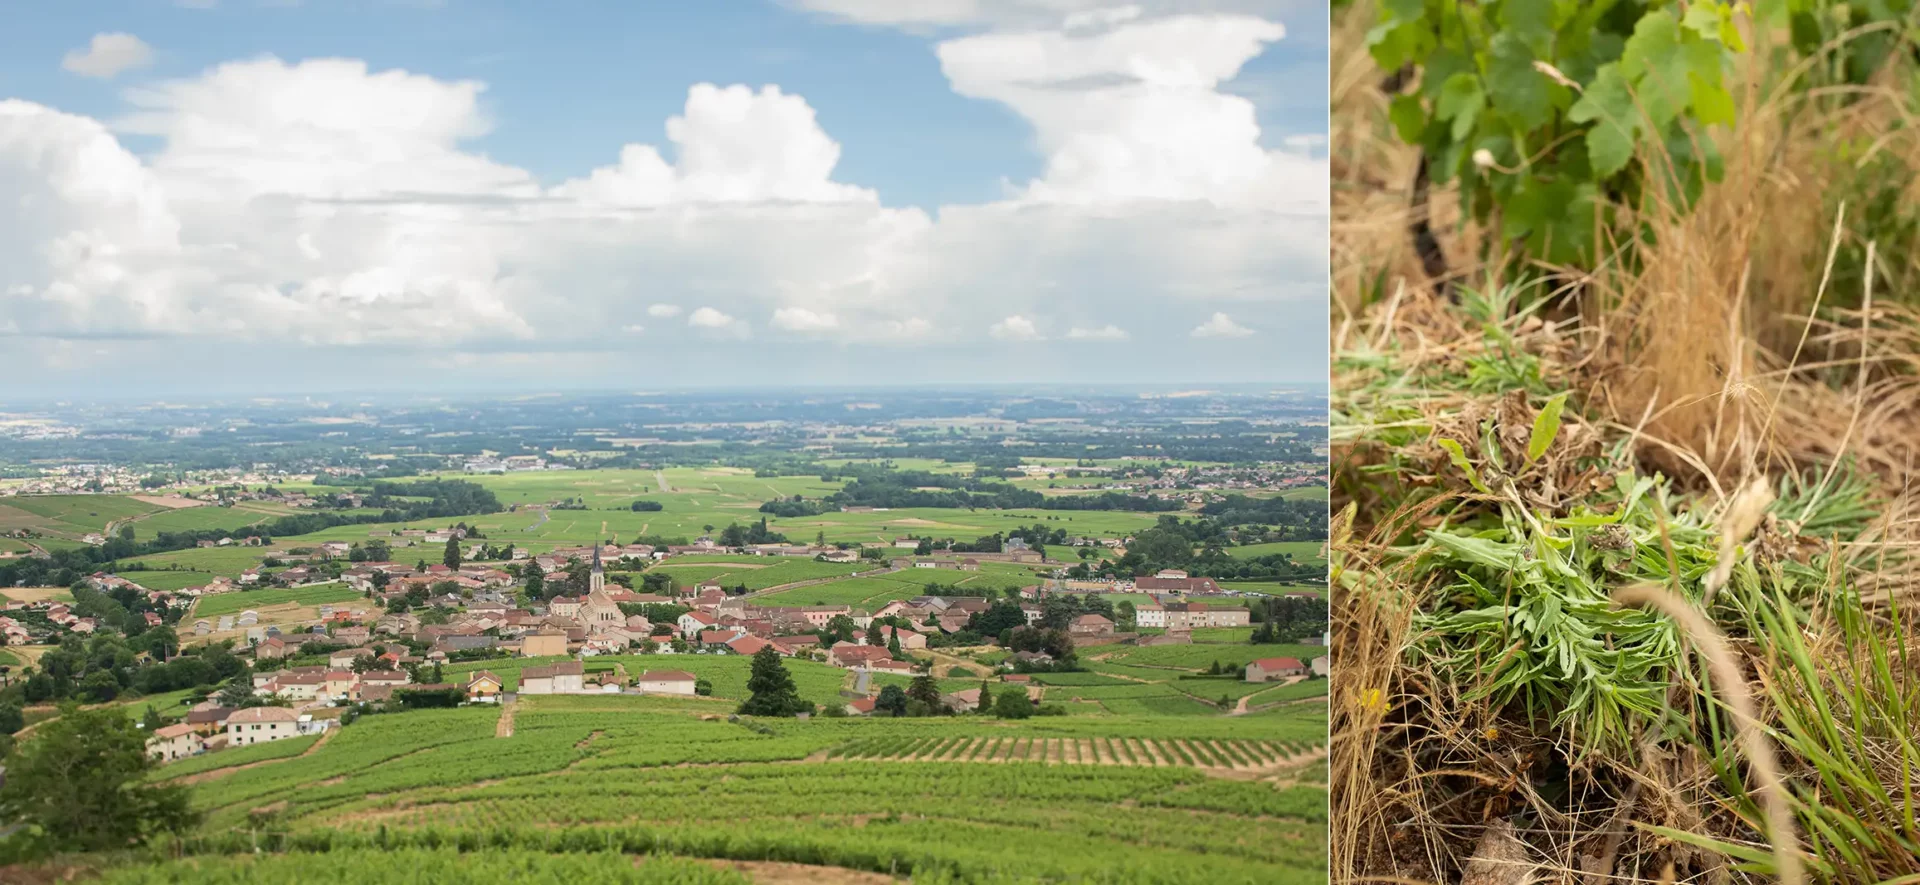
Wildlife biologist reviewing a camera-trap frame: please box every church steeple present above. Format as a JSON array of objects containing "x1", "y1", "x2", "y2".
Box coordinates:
[{"x1": 589, "y1": 540, "x2": 605, "y2": 594}]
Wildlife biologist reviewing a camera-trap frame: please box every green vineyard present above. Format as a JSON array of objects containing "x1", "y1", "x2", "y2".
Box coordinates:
[{"x1": 133, "y1": 696, "x2": 1326, "y2": 884}]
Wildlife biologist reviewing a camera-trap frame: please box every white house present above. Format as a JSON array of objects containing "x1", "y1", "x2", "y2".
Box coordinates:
[
  {"x1": 635, "y1": 669, "x2": 697, "y2": 696},
  {"x1": 145, "y1": 723, "x2": 205, "y2": 761},
  {"x1": 226, "y1": 706, "x2": 301, "y2": 746}
]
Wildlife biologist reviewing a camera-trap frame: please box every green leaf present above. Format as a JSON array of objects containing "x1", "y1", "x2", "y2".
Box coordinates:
[
  {"x1": 1389, "y1": 94, "x2": 1427, "y2": 143},
  {"x1": 1687, "y1": 70, "x2": 1735, "y2": 126},
  {"x1": 1619, "y1": 11, "x2": 1690, "y2": 129},
  {"x1": 1568, "y1": 64, "x2": 1637, "y2": 178},
  {"x1": 1436, "y1": 437, "x2": 1492, "y2": 494},
  {"x1": 1435, "y1": 73, "x2": 1485, "y2": 142},
  {"x1": 1500, "y1": 0, "x2": 1557, "y2": 55},
  {"x1": 1486, "y1": 32, "x2": 1553, "y2": 130},
  {"x1": 1527, "y1": 391, "x2": 1570, "y2": 463}
]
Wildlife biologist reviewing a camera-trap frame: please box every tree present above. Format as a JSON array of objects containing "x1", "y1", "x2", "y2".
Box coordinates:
[
  {"x1": 444, "y1": 537, "x2": 461, "y2": 570},
  {"x1": 874, "y1": 684, "x2": 909, "y2": 717},
  {"x1": 0, "y1": 702, "x2": 24, "y2": 735},
  {"x1": 976, "y1": 680, "x2": 995, "y2": 714},
  {"x1": 523, "y1": 559, "x2": 545, "y2": 598},
  {"x1": 79, "y1": 670, "x2": 120, "y2": 703},
  {"x1": 217, "y1": 679, "x2": 255, "y2": 708},
  {"x1": 822, "y1": 614, "x2": 858, "y2": 645},
  {"x1": 914, "y1": 538, "x2": 933, "y2": 555},
  {"x1": 738, "y1": 646, "x2": 812, "y2": 717},
  {"x1": 971, "y1": 601, "x2": 1028, "y2": 637},
  {"x1": 994, "y1": 687, "x2": 1033, "y2": 719},
  {"x1": 0, "y1": 705, "x2": 199, "y2": 853},
  {"x1": 907, "y1": 674, "x2": 942, "y2": 712},
  {"x1": 887, "y1": 632, "x2": 902, "y2": 658},
  {"x1": 695, "y1": 679, "x2": 714, "y2": 697}
]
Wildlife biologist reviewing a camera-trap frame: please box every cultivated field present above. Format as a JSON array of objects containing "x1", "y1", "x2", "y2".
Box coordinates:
[
  {"x1": 192, "y1": 583, "x2": 364, "y2": 618},
  {"x1": 138, "y1": 695, "x2": 1326, "y2": 884}
]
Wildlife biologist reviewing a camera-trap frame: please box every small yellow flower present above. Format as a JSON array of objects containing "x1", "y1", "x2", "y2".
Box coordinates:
[
  {"x1": 1359, "y1": 688, "x2": 1391, "y2": 714},
  {"x1": 1483, "y1": 726, "x2": 1500, "y2": 741}
]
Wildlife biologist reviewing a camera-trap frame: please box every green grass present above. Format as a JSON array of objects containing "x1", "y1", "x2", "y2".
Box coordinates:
[
  {"x1": 120, "y1": 686, "x2": 206, "y2": 722},
  {"x1": 193, "y1": 583, "x2": 364, "y2": 618},
  {"x1": 1190, "y1": 627, "x2": 1255, "y2": 643}
]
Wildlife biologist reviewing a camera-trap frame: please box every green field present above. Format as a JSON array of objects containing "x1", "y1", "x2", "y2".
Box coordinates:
[
  {"x1": 1100, "y1": 642, "x2": 1324, "y2": 672},
  {"x1": 114, "y1": 570, "x2": 221, "y2": 592},
  {"x1": 124, "y1": 502, "x2": 297, "y2": 538},
  {"x1": 192, "y1": 583, "x2": 364, "y2": 618},
  {"x1": 1225, "y1": 540, "x2": 1326, "y2": 562},
  {"x1": 120, "y1": 694, "x2": 1326, "y2": 884},
  {"x1": 0, "y1": 494, "x2": 162, "y2": 538},
  {"x1": 120, "y1": 686, "x2": 205, "y2": 722},
  {"x1": 123, "y1": 546, "x2": 274, "y2": 575}
]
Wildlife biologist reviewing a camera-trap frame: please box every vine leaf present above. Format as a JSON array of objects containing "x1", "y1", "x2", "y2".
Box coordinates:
[{"x1": 1568, "y1": 64, "x2": 1638, "y2": 178}]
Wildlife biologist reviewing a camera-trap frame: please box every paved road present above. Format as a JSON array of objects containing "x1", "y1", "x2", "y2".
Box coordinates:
[{"x1": 654, "y1": 470, "x2": 673, "y2": 493}]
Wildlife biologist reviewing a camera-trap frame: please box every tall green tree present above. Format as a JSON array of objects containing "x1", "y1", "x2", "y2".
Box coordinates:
[
  {"x1": 738, "y1": 646, "x2": 812, "y2": 717},
  {"x1": 0, "y1": 705, "x2": 199, "y2": 853},
  {"x1": 907, "y1": 674, "x2": 942, "y2": 711},
  {"x1": 443, "y1": 536, "x2": 461, "y2": 570}
]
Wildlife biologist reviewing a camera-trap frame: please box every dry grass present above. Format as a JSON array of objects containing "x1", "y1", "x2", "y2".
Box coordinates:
[{"x1": 1331, "y1": 3, "x2": 1920, "y2": 882}]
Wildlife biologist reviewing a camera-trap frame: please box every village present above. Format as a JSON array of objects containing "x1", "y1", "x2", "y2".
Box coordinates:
[{"x1": 113, "y1": 539, "x2": 1325, "y2": 763}]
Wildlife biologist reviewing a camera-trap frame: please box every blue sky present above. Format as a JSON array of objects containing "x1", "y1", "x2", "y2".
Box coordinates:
[{"x1": 0, "y1": 0, "x2": 1329, "y2": 395}]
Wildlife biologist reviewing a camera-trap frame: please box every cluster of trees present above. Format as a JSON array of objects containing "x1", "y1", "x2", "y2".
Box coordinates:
[
  {"x1": 1251, "y1": 595, "x2": 1328, "y2": 644},
  {"x1": 758, "y1": 496, "x2": 831, "y2": 517},
  {"x1": 629, "y1": 500, "x2": 664, "y2": 512},
  {"x1": 821, "y1": 466, "x2": 1181, "y2": 513},
  {"x1": 1199, "y1": 494, "x2": 1327, "y2": 539},
  {"x1": 1062, "y1": 517, "x2": 1323, "y2": 583},
  {"x1": 17, "y1": 632, "x2": 241, "y2": 705},
  {"x1": 714, "y1": 518, "x2": 788, "y2": 548}
]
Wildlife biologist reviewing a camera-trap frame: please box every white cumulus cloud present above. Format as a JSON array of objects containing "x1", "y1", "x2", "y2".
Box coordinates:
[
  {"x1": 647, "y1": 304, "x2": 683, "y2": 318},
  {"x1": 990, "y1": 315, "x2": 1043, "y2": 341},
  {"x1": 62, "y1": 33, "x2": 156, "y2": 79},
  {"x1": 1190, "y1": 312, "x2": 1252, "y2": 338},
  {"x1": 1066, "y1": 324, "x2": 1129, "y2": 341},
  {"x1": 688, "y1": 306, "x2": 747, "y2": 336},
  {"x1": 772, "y1": 307, "x2": 840, "y2": 332}
]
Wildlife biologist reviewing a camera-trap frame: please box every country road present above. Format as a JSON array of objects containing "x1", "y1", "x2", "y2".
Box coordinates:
[
  {"x1": 522, "y1": 507, "x2": 550, "y2": 532},
  {"x1": 654, "y1": 470, "x2": 672, "y2": 493}
]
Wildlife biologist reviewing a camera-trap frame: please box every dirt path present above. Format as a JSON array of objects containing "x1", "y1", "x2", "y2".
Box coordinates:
[
  {"x1": 523, "y1": 508, "x2": 550, "y2": 532},
  {"x1": 688, "y1": 859, "x2": 896, "y2": 885},
  {"x1": 496, "y1": 698, "x2": 517, "y2": 737},
  {"x1": 172, "y1": 727, "x2": 338, "y2": 785},
  {"x1": 653, "y1": 471, "x2": 672, "y2": 493}
]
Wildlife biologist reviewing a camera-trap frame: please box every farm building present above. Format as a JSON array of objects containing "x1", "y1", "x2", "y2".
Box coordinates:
[
  {"x1": 1245, "y1": 657, "x2": 1308, "y2": 682},
  {"x1": 635, "y1": 670, "x2": 697, "y2": 695},
  {"x1": 519, "y1": 661, "x2": 585, "y2": 694}
]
